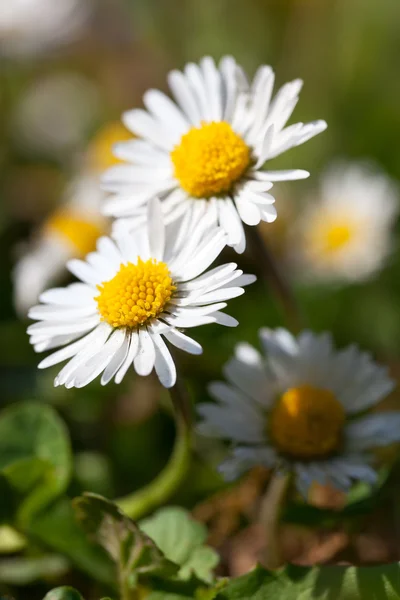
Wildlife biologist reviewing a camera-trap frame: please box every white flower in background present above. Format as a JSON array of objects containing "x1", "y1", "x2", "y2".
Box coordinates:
[
  {"x1": 294, "y1": 162, "x2": 399, "y2": 283},
  {"x1": 103, "y1": 56, "x2": 327, "y2": 253},
  {"x1": 28, "y1": 199, "x2": 255, "y2": 389},
  {"x1": 12, "y1": 74, "x2": 100, "y2": 158},
  {"x1": 0, "y1": 0, "x2": 91, "y2": 57},
  {"x1": 198, "y1": 328, "x2": 400, "y2": 495},
  {"x1": 13, "y1": 123, "x2": 131, "y2": 316}
]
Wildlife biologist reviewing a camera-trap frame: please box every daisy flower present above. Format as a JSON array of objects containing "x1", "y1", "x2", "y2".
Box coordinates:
[
  {"x1": 0, "y1": 0, "x2": 91, "y2": 58},
  {"x1": 197, "y1": 328, "x2": 400, "y2": 496},
  {"x1": 294, "y1": 162, "x2": 399, "y2": 283},
  {"x1": 27, "y1": 199, "x2": 254, "y2": 389},
  {"x1": 103, "y1": 56, "x2": 327, "y2": 253},
  {"x1": 13, "y1": 122, "x2": 131, "y2": 316}
]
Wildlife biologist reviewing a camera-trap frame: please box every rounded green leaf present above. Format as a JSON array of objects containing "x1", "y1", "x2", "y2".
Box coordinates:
[
  {"x1": 0, "y1": 401, "x2": 72, "y2": 524},
  {"x1": 43, "y1": 587, "x2": 85, "y2": 600}
]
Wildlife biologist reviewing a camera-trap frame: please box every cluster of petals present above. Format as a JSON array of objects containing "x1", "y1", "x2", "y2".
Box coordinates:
[
  {"x1": 103, "y1": 55, "x2": 327, "y2": 253},
  {"x1": 28, "y1": 199, "x2": 254, "y2": 388},
  {"x1": 198, "y1": 328, "x2": 400, "y2": 495}
]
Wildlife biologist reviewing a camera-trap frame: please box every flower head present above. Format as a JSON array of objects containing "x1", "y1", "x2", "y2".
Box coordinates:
[
  {"x1": 13, "y1": 122, "x2": 130, "y2": 316},
  {"x1": 0, "y1": 0, "x2": 90, "y2": 57},
  {"x1": 197, "y1": 328, "x2": 400, "y2": 495},
  {"x1": 28, "y1": 199, "x2": 255, "y2": 389},
  {"x1": 294, "y1": 162, "x2": 399, "y2": 283},
  {"x1": 103, "y1": 56, "x2": 327, "y2": 253}
]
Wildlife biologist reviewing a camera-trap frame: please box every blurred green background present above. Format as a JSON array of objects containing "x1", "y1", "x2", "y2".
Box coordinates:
[{"x1": 2, "y1": 0, "x2": 400, "y2": 597}]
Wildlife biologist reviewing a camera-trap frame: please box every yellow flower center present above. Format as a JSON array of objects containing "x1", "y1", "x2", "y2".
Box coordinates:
[
  {"x1": 45, "y1": 210, "x2": 105, "y2": 257},
  {"x1": 308, "y1": 216, "x2": 356, "y2": 257},
  {"x1": 171, "y1": 121, "x2": 251, "y2": 198},
  {"x1": 95, "y1": 258, "x2": 176, "y2": 328},
  {"x1": 88, "y1": 121, "x2": 132, "y2": 173},
  {"x1": 270, "y1": 385, "x2": 345, "y2": 459}
]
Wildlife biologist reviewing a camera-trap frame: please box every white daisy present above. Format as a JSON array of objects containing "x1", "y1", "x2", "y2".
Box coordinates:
[
  {"x1": 294, "y1": 162, "x2": 399, "y2": 283},
  {"x1": 13, "y1": 122, "x2": 131, "y2": 316},
  {"x1": 102, "y1": 56, "x2": 327, "y2": 253},
  {"x1": 27, "y1": 198, "x2": 255, "y2": 389},
  {"x1": 0, "y1": 0, "x2": 91, "y2": 58},
  {"x1": 197, "y1": 328, "x2": 400, "y2": 496}
]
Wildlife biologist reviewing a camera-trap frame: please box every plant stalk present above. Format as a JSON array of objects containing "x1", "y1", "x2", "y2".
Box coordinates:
[
  {"x1": 116, "y1": 379, "x2": 192, "y2": 520},
  {"x1": 246, "y1": 224, "x2": 304, "y2": 333},
  {"x1": 260, "y1": 472, "x2": 291, "y2": 570}
]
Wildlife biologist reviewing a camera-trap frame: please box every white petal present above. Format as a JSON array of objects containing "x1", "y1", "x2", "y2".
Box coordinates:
[
  {"x1": 147, "y1": 197, "x2": 165, "y2": 260},
  {"x1": 115, "y1": 331, "x2": 139, "y2": 384},
  {"x1": 151, "y1": 331, "x2": 176, "y2": 388},
  {"x1": 73, "y1": 329, "x2": 126, "y2": 388},
  {"x1": 168, "y1": 69, "x2": 202, "y2": 125},
  {"x1": 143, "y1": 88, "x2": 189, "y2": 140},
  {"x1": 134, "y1": 327, "x2": 156, "y2": 376},
  {"x1": 122, "y1": 109, "x2": 173, "y2": 151},
  {"x1": 345, "y1": 413, "x2": 400, "y2": 451},
  {"x1": 235, "y1": 196, "x2": 261, "y2": 226},
  {"x1": 27, "y1": 314, "x2": 100, "y2": 336},
  {"x1": 101, "y1": 332, "x2": 130, "y2": 385},
  {"x1": 163, "y1": 328, "x2": 202, "y2": 355}
]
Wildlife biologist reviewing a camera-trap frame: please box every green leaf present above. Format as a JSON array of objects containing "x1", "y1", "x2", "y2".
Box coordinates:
[
  {"x1": 0, "y1": 401, "x2": 72, "y2": 525},
  {"x1": 0, "y1": 554, "x2": 68, "y2": 585},
  {"x1": 73, "y1": 493, "x2": 178, "y2": 589},
  {"x1": 215, "y1": 563, "x2": 400, "y2": 599},
  {"x1": 43, "y1": 587, "x2": 85, "y2": 600},
  {"x1": 140, "y1": 507, "x2": 219, "y2": 583},
  {"x1": 28, "y1": 497, "x2": 115, "y2": 586}
]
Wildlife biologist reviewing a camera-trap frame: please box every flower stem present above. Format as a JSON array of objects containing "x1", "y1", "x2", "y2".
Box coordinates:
[
  {"x1": 246, "y1": 225, "x2": 303, "y2": 333},
  {"x1": 260, "y1": 472, "x2": 291, "y2": 570},
  {"x1": 116, "y1": 379, "x2": 192, "y2": 520}
]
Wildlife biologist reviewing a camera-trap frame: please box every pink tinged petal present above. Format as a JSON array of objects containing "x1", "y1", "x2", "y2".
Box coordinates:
[
  {"x1": 74, "y1": 329, "x2": 126, "y2": 388},
  {"x1": 122, "y1": 109, "x2": 173, "y2": 151},
  {"x1": 147, "y1": 197, "x2": 165, "y2": 260},
  {"x1": 143, "y1": 88, "x2": 189, "y2": 139},
  {"x1": 115, "y1": 331, "x2": 139, "y2": 384},
  {"x1": 151, "y1": 332, "x2": 176, "y2": 388},
  {"x1": 168, "y1": 69, "x2": 202, "y2": 125},
  {"x1": 163, "y1": 328, "x2": 203, "y2": 355},
  {"x1": 101, "y1": 332, "x2": 130, "y2": 385},
  {"x1": 134, "y1": 327, "x2": 156, "y2": 376}
]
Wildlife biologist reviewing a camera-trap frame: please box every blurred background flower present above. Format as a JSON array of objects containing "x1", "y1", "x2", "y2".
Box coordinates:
[{"x1": 0, "y1": 0, "x2": 92, "y2": 58}]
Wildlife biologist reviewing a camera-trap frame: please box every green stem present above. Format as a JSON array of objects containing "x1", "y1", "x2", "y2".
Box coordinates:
[
  {"x1": 246, "y1": 225, "x2": 304, "y2": 333},
  {"x1": 116, "y1": 382, "x2": 192, "y2": 520},
  {"x1": 260, "y1": 472, "x2": 291, "y2": 570}
]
